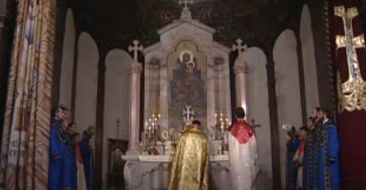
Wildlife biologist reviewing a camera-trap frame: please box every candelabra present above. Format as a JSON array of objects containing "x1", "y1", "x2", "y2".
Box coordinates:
[
  {"x1": 144, "y1": 113, "x2": 160, "y2": 154},
  {"x1": 214, "y1": 112, "x2": 231, "y2": 154}
]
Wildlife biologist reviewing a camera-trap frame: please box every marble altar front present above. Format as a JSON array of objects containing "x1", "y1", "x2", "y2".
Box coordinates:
[{"x1": 123, "y1": 155, "x2": 231, "y2": 190}]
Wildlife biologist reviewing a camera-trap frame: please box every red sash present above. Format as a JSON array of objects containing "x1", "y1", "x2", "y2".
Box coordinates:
[{"x1": 76, "y1": 144, "x2": 84, "y2": 163}]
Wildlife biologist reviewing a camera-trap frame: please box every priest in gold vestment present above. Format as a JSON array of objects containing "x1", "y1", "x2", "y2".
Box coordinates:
[{"x1": 168, "y1": 120, "x2": 209, "y2": 190}]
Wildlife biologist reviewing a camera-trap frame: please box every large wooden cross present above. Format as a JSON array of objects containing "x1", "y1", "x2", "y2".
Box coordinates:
[{"x1": 128, "y1": 40, "x2": 144, "y2": 63}]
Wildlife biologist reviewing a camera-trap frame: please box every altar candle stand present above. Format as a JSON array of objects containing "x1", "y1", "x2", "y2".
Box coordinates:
[
  {"x1": 145, "y1": 113, "x2": 161, "y2": 154},
  {"x1": 214, "y1": 112, "x2": 230, "y2": 154}
]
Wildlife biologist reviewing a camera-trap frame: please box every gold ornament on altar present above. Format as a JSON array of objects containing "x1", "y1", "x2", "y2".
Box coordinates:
[{"x1": 334, "y1": 6, "x2": 366, "y2": 112}]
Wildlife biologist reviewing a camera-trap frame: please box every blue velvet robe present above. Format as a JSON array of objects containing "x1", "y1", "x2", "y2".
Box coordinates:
[
  {"x1": 61, "y1": 131, "x2": 77, "y2": 190},
  {"x1": 286, "y1": 136, "x2": 300, "y2": 190},
  {"x1": 80, "y1": 138, "x2": 95, "y2": 190},
  {"x1": 48, "y1": 120, "x2": 77, "y2": 190},
  {"x1": 304, "y1": 123, "x2": 322, "y2": 190},
  {"x1": 48, "y1": 119, "x2": 63, "y2": 190},
  {"x1": 303, "y1": 130, "x2": 313, "y2": 188},
  {"x1": 318, "y1": 120, "x2": 341, "y2": 190}
]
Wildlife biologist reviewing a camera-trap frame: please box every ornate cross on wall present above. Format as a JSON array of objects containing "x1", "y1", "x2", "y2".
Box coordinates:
[
  {"x1": 334, "y1": 6, "x2": 366, "y2": 111},
  {"x1": 178, "y1": 0, "x2": 194, "y2": 19},
  {"x1": 128, "y1": 40, "x2": 144, "y2": 63},
  {"x1": 182, "y1": 105, "x2": 195, "y2": 124}
]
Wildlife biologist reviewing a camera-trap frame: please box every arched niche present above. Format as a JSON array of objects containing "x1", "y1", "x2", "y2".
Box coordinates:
[
  {"x1": 244, "y1": 47, "x2": 272, "y2": 189},
  {"x1": 59, "y1": 9, "x2": 75, "y2": 108},
  {"x1": 102, "y1": 49, "x2": 132, "y2": 187},
  {"x1": 74, "y1": 32, "x2": 99, "y2": 134},
  {"x1": 300, "y1": 5, "x2": 320, "y2": 114},
  {"x1": 273, "y1": 29, "x2": 302, "y2": 188}
]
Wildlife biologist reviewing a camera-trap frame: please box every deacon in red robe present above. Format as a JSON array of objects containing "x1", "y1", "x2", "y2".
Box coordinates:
[{"x1": 228, "y1": 107, "x2": 259, "y2": 190}]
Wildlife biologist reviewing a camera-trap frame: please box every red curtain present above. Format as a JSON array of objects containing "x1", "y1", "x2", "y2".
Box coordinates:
[{"x1": 329, "y1": 0, "x2": 366, "y2": 189}]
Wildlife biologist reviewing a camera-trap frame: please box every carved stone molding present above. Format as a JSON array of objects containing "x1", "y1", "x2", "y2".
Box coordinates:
[
  {"x1": 234, "y1": 61, "x2": 248, "y2": 74},
  {"x1": 130, "y1": 63, "x2": 143, "y2": 74}
]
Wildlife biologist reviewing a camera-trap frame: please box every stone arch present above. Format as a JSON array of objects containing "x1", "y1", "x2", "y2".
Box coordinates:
[
  {"x1": 74, "y1": 32, "x2": 99, "y2": 134},
  {"x1": 244, "y1": 47, "x2": 272, "y2": 189},
  {"x1": 59, "y1": 8, "x2": 76, "y2": 108},
  {"x1": 300, "y1": 5, "x2": 320, "y2": 114},
  {"x1": 273, "y1": 29, "x2": 302, "y2": 188},
  {"x1": 102, "y1": 49, "x2": 133, "y2": 187}
]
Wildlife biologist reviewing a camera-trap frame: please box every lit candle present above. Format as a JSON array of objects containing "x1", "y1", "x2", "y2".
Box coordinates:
[{"x1": 148, "y1": 126, "x2": 152, "y2": 138}]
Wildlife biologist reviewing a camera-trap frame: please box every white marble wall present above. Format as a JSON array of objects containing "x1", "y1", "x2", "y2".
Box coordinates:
[
  {"x1": 273, "y1": 29, "x2": 303, "y2": 189},
  {"x1": 144, "y1": 22, "x2": 231, "y2": 135},
  {"x1": 74, "y1": 32, "x2": 99, "y2": 134},
  {"x1": 300, "y1": 5, "x2": 320, "y2": 114},
  {"x1": 243, "y1": 47, "x2": 272, "y2": 190},
  {"x1": 59, "y1": 9, "x2": 75, "y2": 108},
  {"x1": 103, "y1": 49, "x2": 132, "y2": 188}
]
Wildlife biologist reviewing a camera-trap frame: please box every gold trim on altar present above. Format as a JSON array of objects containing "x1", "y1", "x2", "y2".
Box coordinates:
[{"x1": 334, "y1": 6, "x2": 366, "y2": 112}]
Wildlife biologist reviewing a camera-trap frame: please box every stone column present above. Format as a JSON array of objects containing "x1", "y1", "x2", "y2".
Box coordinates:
[
  {"x1": 206, "y1": 58, "x2": 216, "y2": 139},
  {"x1": 159, "y1": 53, "x2": 168, "y2": 130},
  {"x1": 127, "y1": 62, "x2": 143, "y2": 155},
  {"x1": 234, "y1": 59, "x2": 248, "y2": 114}
]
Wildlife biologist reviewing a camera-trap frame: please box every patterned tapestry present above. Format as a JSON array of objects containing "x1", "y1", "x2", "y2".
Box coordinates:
[{"x1": 0, "y1": 0, "x2": 56, "y2": 189}]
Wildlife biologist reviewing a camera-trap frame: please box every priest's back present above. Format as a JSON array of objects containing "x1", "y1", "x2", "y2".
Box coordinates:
[{"x1": 168, "y1": 123, "x2": 209, "y2": 190}]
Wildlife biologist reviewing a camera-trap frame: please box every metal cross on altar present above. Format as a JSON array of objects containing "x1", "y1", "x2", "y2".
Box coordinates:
[
  {"x1": 116, "y1": 119, "x2": 121, "y2": 139},
  {"x1": 178, "y1": 0, "x2": 194, "y2": 19},
  {"x1": 128, "y1": 40, "x2": 144, "y2": 63},
  {"x1": 182, "y1": 105, "x2": 195, "y2": 124},
  {"x1": 232, "y1": 39, "x2": 248, "y2": 62},
  {"x1": 250, "y1": 119, "x2": 261, "y2": 128},
  {"x1": 334, "y1": 6, "x2": 366, "y2": 111}
]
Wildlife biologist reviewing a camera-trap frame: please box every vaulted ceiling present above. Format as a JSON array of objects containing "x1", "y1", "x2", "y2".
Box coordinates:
[{"x1": 68, "y1": 0, "x2": 306, "y2": 51}]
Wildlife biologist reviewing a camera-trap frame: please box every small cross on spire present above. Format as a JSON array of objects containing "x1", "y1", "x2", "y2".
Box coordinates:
[
  {"x1": 179, "y1": 0, "x2": 194, "y2": 19},
  {"x1": 232, "y1": 39, "x2": 247, "y2": 55},
  {"x1": 232, "y1": 39, "x2": 248, "y2": 62},
  {"x1": 128, "y1": 40, "x2": 144, "y2": 63}
]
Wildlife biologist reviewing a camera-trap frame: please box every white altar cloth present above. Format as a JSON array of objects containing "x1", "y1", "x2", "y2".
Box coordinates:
[{"x1": 122, "y1": 155, "x2": 231, "y2": 190}]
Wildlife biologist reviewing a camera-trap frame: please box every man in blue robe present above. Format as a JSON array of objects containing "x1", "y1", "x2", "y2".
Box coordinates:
[
  {"x1": 303, "y1": 116, "x2": 315, "y2": 189},
  {"x1": 60, "y1": 120, "x2": 77, "y2": 190},
  {"x1": 80, "y1": 126, "x2": 95, "y2": 190},
  {"x1": 48, "y1": 106, "x2": 66, "y2": 190},
  {"x1": 305, "y1": 107, "x2": 325, "y2": 190},
  {"x1": 317, "y1": 109, "x2": 341, "y2": 190},
  {"x1": 286, "y1": 126, "x2": 300, "y2": 190}
]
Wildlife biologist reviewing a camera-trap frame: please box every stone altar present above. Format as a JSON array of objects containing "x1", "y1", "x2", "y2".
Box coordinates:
[{"x1": 123, "y1": 155, "x2": 231, "y2": 190}]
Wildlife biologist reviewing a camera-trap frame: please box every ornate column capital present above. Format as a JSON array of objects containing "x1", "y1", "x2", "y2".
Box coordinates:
[
  {"x1": 130, "y1": 62, "x2": 143, "y2": 74},
  {"x1": 234, "y1": 61, "x2": 248, "y2": 74}
]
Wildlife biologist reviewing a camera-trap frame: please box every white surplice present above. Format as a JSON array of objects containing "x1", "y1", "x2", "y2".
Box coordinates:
[{"x1": 228, "y1": 130, "x2": 259, "y2": 190}]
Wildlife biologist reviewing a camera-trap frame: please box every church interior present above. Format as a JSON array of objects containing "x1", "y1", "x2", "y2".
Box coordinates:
[{"x1": 0, "y1": 0, "x2": 366, "y2": 189}]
